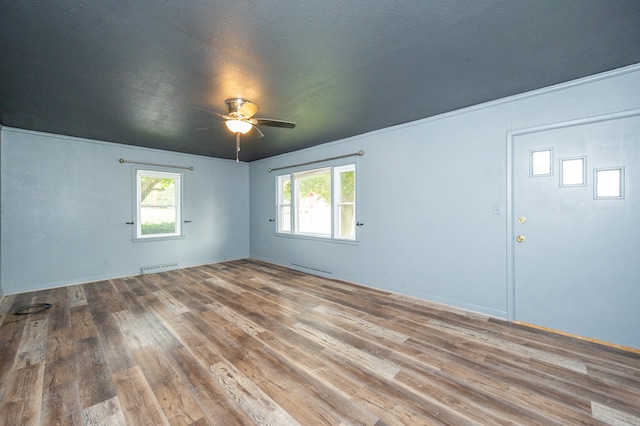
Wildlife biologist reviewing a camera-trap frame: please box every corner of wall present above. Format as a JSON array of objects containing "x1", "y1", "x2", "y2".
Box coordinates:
[{"x1": 0, "y1": 124, "x2": 3, "y2": 298}]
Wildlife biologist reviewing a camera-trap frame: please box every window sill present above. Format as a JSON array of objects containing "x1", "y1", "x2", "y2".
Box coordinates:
[
  {"x1": 274, "y1": 232, "x2": 359, "y2": 245},
  {"x1": 133, "y1": 235, "x2": 186, "y2": 243}
]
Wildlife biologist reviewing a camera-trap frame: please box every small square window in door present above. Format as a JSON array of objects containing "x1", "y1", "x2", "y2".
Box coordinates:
[
  {"x1": 530, "y1": 148, "x2": 553, "y2": 177},
  {"x1": 594, "y1": 167, "x2": 624, "y2": 199},
  {"x1": 560, "y1": 157, "x2": 586, "y2": 187}
]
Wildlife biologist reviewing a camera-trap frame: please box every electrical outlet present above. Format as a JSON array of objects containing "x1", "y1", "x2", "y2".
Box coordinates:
[{"x1": 103, "y1": 257, "x2": 110, "y2": 266}]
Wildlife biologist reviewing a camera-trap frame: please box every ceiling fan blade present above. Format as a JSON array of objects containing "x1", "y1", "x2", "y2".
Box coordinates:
[
  {"x1": 196, "y1": 122, "x2": 223, "y2": 130},
  {"x1": 254, "y1": 118, "x2": 296, "y2": 129},
  {"x1": 251, "y1": 126, "x2": 264, "y2": 138},
  {"x1": 181, "y1": 104, "x2": 227, "y2": 118},
  {"x1": 238, "y1": 101, "x2": 258, "y2": 118}
]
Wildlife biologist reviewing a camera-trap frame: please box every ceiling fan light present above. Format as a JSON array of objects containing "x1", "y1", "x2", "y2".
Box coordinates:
[{"x1": 225, "y1": 119, "x2": 252, "y2": 134}]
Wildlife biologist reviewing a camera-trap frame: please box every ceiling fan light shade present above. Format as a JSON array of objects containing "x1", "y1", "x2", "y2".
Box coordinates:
[{"x1": 225, "y1": 119, "x2": 252, "y2": 134}]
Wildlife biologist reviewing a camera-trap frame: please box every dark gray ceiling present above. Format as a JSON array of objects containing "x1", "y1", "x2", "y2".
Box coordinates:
[{"x1": 2, "y1": 1, "x2": 640, "y2": 161}]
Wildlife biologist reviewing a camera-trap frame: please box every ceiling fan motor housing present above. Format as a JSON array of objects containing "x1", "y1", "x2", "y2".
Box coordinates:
[{"x1": 225, "y1": 98, "x2": 257, "y2": 119}]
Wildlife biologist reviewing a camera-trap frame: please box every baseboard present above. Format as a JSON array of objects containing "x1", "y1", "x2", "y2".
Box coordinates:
[
  {"x1": 249, "y1": 255, "x2": 506, "y2": 319},
  {"x1": 513, "y1": 321, "x2": 640, "y2": 355},
  {"x1": 1, "y1": 256, "x2": 248, "y2": 295}
]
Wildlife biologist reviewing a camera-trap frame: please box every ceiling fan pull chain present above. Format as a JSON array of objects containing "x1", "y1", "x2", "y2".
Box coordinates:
[{"x1": 236, "y1": 132, "x2": 240, "y2": 162}]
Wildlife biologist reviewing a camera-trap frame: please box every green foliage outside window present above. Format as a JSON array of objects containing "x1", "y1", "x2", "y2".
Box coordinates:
[
  {"x1": 140, "y1": 177, "x2": 175, "y2": 204},
  {"x1": 298, "y1": 173, "x2": 331, "y2": 203},
  {"x1": 141, "y1": 221, "x2": 176, "y2": 235},
  {"x1": 340, "y1": 171, "x2": 354, "y2": 202},
  {"x1": 284, "y1": 169, "x2": 353, "y2": 205},
  {"x1": 297, "y1": 170, "x2": 354, "y2": 204},
  {"x1": 283, "y1": 179, "x2": 291, "y2": 201}
]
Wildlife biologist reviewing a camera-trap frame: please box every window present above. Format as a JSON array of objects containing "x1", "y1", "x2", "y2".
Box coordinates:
[
  {"x1": 530, "y1": 148, "x2": 553, "y2": 177},
  {"x1": 136, "y1": 169, "x2": 182, "y2": 239},
  {"x1": 277, "y1": 164, "x2": 356, "y2": 240},
  {"x1": 335, "y1": 165, "x2": 355, "y2": 239},
  {"x1": 560, "y1": 157, "x2": 586, "y2": 187},
  {"x1": 295, "y1": 167, "x2": 332, "y2": 236},
  {"x1": 594, "y1": 167, "x2": 624, "y2": 199}
]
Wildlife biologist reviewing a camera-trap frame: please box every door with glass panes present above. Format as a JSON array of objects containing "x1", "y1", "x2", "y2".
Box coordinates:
[{"x1": 512, "y1": 112, "x2": 640, "y2": 350}]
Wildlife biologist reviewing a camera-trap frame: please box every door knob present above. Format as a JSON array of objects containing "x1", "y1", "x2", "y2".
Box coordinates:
[{"x1": 516, "y1": 235, "x2": 525, "y2": 243}]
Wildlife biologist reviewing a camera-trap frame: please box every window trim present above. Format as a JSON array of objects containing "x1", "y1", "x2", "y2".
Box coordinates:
[
  {"x1": 276, "y1": 162, "x2": 357, "y2": 241},
  {"x1": 134, "y1": 167, "x2": 184, "y2": 241}
]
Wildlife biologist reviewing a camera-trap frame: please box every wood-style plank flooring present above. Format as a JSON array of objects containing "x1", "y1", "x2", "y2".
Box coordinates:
[{"x1": 1, "y1": 259, "x2": 639, "y2": 425}]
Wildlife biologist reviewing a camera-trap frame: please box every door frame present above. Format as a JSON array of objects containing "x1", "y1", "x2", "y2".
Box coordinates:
[{"x1": 505, "y1": 109, "x2": 640, "y2": 322}]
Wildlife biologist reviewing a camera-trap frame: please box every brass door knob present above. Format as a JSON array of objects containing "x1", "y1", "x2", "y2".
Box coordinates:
[{"x1": 516, "y1": 235, "x2": 525, "y2": 243}]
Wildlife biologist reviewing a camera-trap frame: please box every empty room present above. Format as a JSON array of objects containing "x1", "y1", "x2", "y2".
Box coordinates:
[{"x1": 1, "y1": 1, "x2": 640, "y2": 425}]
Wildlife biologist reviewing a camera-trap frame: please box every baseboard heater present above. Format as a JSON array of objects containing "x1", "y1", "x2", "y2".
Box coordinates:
[
  {"x1": 290, "y1": 263, "x2": 333, "y2": 276},
  {"x1": 141, "y1": 263, "x2": 178, "y2": 274}
]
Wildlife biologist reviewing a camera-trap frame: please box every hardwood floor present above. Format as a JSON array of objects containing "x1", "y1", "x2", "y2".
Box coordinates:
[{"x1": 1, "y1": 259, "x2": 639, "y2": 425}]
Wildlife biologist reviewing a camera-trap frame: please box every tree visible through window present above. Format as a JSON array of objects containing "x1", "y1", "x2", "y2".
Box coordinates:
[
  {"x1": 136, "y1": 169, "x2": 182, "y2": 239},
  {"x1": 296, "y1": 168, "x2": 332, "y2": 236},
  {"x1": 277, "y1": 164, "x2": 356, "y2": 240}
]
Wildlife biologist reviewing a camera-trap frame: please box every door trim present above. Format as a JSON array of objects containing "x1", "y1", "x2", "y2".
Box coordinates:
[{"x1": 505, "y1": 109, "x2": 640, "y2": 321}]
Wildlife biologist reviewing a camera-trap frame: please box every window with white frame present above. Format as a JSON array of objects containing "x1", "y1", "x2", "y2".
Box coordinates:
[
  {"x1": 276, "y1": 164, "x2": 356, "y2": 240},
  {"x1": 136, "y1": 169, "x2": 182, "y2": 239}
]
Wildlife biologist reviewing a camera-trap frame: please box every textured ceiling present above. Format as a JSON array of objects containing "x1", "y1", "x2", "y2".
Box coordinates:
[{"x1": 1, "y1": 1, "x2": 640, "y2": 161}]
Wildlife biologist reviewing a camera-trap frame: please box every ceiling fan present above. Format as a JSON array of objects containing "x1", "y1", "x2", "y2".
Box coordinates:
[{"x1": 199, "y1": 98, "x2": 295, "y2": 162}]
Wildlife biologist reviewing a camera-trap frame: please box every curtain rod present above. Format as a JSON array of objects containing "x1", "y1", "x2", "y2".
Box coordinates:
[
  {"x1": 119, "y1": 158, "x2": 194, "y2": 171},
  {"x1": 267, "y1": 150, "x2": 364, "y2": 173}
]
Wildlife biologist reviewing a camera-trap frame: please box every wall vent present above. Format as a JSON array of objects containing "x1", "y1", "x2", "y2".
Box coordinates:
[
  {"x1": 290, "y1": 263, "x2": 333, "y2": 276},
  {"x1": 141, "y1": 263, "x2": 178, "y2": 274}
]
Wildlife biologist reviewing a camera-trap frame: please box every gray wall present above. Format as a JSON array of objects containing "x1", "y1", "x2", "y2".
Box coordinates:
[
  {"x1": 249, "y1": 64, "x2": 640, "y2": 318},
  {"x1": 0, "y1": 129, "x2": 249, "y2": 294}
]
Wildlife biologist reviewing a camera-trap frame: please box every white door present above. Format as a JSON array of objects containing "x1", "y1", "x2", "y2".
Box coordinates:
[{"x1": 511, "y1": 112, "x2": 640, "y2": 350}]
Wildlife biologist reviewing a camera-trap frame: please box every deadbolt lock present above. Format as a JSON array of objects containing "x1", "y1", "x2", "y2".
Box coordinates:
[
  {"x1": 518, "y1": 217, "x2": 526, "y2": 224},
  {"x1": 516, "y1": 235, "x2": 526, "y2": 243}
]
